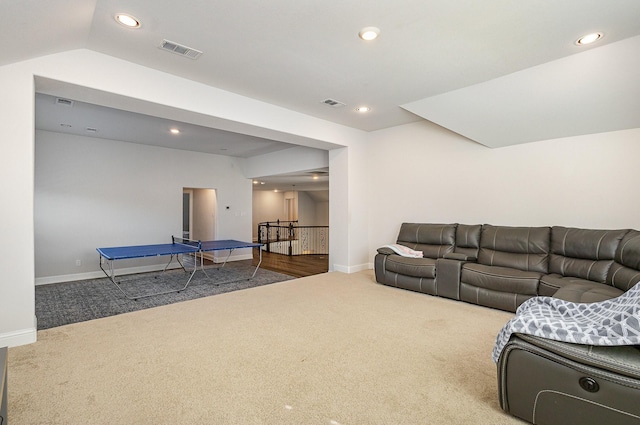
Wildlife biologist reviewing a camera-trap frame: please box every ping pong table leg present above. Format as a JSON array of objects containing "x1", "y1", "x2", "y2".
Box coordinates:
[
  {"x1": 132, "y1": 260, "x2": 198, "y2": 299},
  {"x1": 206, "y1": 246, "x2": 263, "y2": 286},
  {"x1": 176, "y1": 254, "x2": 190, "y2": 273},
  {"x1": 130, "y1": 254, "x2": 198, "y2": 299},
  {"x1": 219, "y1": 249, "x2": 234, "y2": 268},
  {"x1": 251, "y1": 246, "x2": 263, "y2": 278},
  {"x1": 160, "y1": 254, "x2": 188, "y2": 275},
  {"x1": 99, "y1": 254, "x2": 141, "y2": 300},
  {"x1": 98, "y1": 254, "x2": 118, "y2": 286},
  {"x1": 99, "y1": 253, "x2": 198, "y2": 301},
  {"x1": 197, "y1": 248, "x2": 233, "y2": 276},
  {"x1": 198, "y1": 250, "x2": 211, "y2": 278}
]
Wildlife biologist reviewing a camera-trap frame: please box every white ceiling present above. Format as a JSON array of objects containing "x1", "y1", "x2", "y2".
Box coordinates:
[
  {"x1": 35, "y1": 93, "x2": 299, "y2": 158},
  {"x1": 252, "y1": 169, "x2": 330, "y2": 194},
  {"x1": 4, "y1": 0, "x2": 640, "y2": 172}
]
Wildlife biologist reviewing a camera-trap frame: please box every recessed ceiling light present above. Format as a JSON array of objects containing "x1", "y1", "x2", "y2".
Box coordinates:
[
  {"x1": 170, "y1": 128, "x2": 180, "y2": 134},
  {"x1": 576, "y1": 32, "x2": 603, "y2": 46},
  {"x1": 115, "y1": 13, "x2": 141, "y2": 28},
  {"x1": 359, "y1": 27, "x2": 380, "y2": 41},
  {"x1": 356, "y1": 106, "x2": 371, "y2": 113}
]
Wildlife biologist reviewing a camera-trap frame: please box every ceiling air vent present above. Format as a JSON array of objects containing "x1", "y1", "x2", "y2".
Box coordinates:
[
  {"x1": 322, "y1": 98, "x2": 346, "y2": 108},
  {"x1": 160, "y1": 39, "x2": 203, "y2": 60},
  {"x1": 56, "y1": 98, "x2": 74, "y2": 107}
]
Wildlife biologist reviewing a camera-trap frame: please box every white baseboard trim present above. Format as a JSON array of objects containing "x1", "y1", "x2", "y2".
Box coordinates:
[
  {"x1": 348, "y1": 263, "x2": 371, "y2": 273},
  {"x1": 0, "y1": 323, "x2": 37, "y2": 348},
  {"x1": 331, "y1": 263, "x2": 371, "y2": 273},
  {"x1": 332, "y1": 264, "x2": 348, "y2": 273},
  {"x1": 35, "y1": 264, "x2": 173, "y2": 285}
]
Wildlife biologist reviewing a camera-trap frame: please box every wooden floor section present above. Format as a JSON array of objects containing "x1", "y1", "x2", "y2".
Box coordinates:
[{"x1": 252, "y1": 247, "x2": 328, "y2": 278}]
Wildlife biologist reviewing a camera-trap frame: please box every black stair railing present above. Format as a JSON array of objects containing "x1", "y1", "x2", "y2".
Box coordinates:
[{"x1": 257, "y1": 220, "x2": 328, "y2": 256}]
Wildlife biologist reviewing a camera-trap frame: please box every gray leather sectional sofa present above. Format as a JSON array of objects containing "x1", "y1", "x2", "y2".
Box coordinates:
[
  {"x1": 375, "y1": 222, "x2": 640, "y2": 312},
  {"x1": 375, "y1": 223, "x2": 640, "y2": 424}
]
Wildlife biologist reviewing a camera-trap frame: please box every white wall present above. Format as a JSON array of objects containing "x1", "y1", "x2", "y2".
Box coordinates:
[
  {"x1": 329, "y1": 147, "x2": 351, "y2": 272},
  {"x1": 337, "y1": 140, "x2": 371, "y2": 273},
  {"x1": 252, "y1": 190, "x2": 286, "y2": 240},
  {"x1": 297, "y1": 192, "x2": 315, "y2": 225},
  {"x1": 34, "y1": 130, "x2": 251, "y2": 283},
  {"x1": 316, "y1": 200, "x2": 329, "y2": 226},
  {"x1": 0, "y1": 61, "x2": 35, "y2": 347},
  {"x1": 367, "y1": 121, "x2": 640, "y2": 263}
]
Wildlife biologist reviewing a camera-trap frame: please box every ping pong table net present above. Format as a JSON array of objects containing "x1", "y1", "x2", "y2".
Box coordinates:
[{"x1": 171, "y1": 236, "x2": 202, "y2": 251}]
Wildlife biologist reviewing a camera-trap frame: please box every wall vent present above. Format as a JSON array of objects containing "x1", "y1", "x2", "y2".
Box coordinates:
[
  {"x1": 160, "y1": 39, "x2": 203, "y2": 60},
  {"x1": 321, "y1": 98, "x2": 346, "y2": 108},
  {"x1": 56, "y1": 98, "x2": 74, "y2": 107}
]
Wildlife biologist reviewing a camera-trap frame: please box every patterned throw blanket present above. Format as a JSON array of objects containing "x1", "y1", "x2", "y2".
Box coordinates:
[{"x1": 492, "y1": 282, "x2": 640, "y2": 363}]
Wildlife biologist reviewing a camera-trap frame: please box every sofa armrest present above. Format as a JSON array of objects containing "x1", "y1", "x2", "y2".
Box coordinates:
[
  {"x1": 377, "y1": 247, "x2": 395, "y2": 255},
  {"x1": 436, "y1": 258, "x2": 471, "y2": 300},
  {"x1": 443, "y1": 253, "x2": 477, "y2": 262},
  {"x1": 516, "y1": 333, "x2": 640, "y2": 380}
]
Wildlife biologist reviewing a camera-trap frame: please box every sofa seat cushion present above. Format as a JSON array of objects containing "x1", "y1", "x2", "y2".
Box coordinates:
[
  {"x1": 385, "y1": 255, "x2": 436, "y2": 278},
  {"x1": 553, "y1": 282, "x2": 623, "y2": 303},
  {"x1": 462, "y1": 263, "x2": 541, "y2": 295},
  {"x1": 539, "y1": 273, "x2": 603, "y2": 297}
]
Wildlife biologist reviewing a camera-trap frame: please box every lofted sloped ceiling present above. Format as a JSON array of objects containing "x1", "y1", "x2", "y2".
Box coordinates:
[
  {"x1": 402, "y1": 35, "x2": 640, "y2": 148},
  {"x1": 3, "y1": 0, "x2": 640, "y2": 149}
]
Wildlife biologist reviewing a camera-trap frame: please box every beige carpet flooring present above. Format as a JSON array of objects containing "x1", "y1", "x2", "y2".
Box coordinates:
[{"x1": 8, "y1": 270, "x2": 524, "y2": 424}]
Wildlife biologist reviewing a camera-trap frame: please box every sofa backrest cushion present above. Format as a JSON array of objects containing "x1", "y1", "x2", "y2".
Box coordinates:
[
  {"x1": 607, "y1": 230, "x2": 640, "y2": 291},
  {"x1": 454, "y1": 224, "x2": 482, "y2": 258},
  {"x1": 477, "y1": 225, "x2": 550, "y2": 273},
  {"x1": 550, "y1": 226, "x2": 628, "y2": 283},
  {"x1": 396, "y1": 223, "x2": 456, "y2": 259}
]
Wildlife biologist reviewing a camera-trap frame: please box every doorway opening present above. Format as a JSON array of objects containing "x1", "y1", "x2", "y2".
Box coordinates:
[{"x1": 183, "y1": 188, "x2": 217, "y2": 261}]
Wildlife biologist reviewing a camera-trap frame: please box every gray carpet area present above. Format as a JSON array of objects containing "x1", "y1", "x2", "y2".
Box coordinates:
[{"x1": 35, "y1": 261, "x2": 294, "y2": 330}]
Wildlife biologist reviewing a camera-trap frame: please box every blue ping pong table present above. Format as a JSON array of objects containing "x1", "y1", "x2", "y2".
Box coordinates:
[{"x1": 97, "y1": 237, "x2": 263, "y2": 300}]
